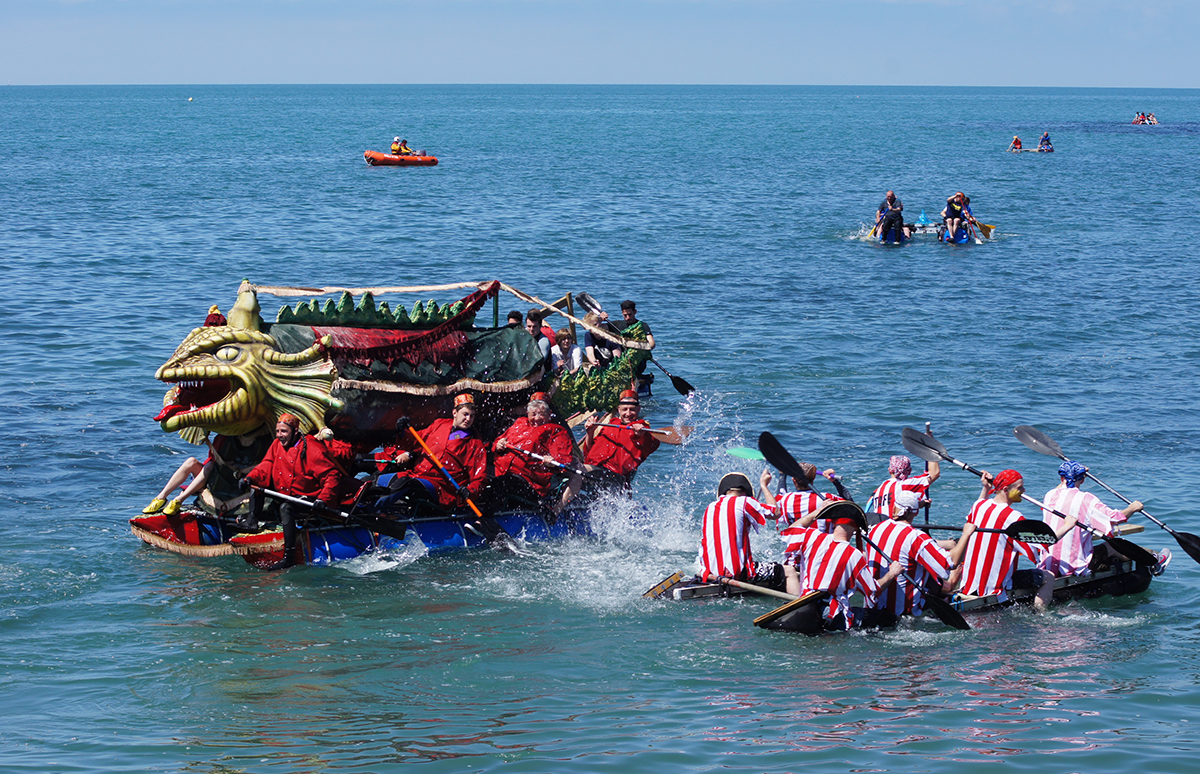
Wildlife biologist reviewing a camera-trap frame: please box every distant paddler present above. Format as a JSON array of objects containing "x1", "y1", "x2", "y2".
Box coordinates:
[
  {"x1": 1037, "y1": 131, "x2": 1053, "y2": 152},
  {"x1": 1008, "y1": 135, "x2": 1022, "y2": 152},
  {"x1": 874, "y1": 190, "x2": 907, "y2": 242},
  {"x1": 390, "y1": 137, "x2": 414, "y2": 155}
]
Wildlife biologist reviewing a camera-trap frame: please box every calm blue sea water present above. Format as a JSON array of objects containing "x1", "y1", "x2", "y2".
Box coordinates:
[{"x1": 3, "y1": 84, "x2": 1200, "y2": 773}]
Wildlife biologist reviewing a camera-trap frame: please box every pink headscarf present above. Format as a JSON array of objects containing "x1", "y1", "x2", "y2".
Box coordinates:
[{"x1": 889, "y1": 455, "x2": 912, "y2": 479}]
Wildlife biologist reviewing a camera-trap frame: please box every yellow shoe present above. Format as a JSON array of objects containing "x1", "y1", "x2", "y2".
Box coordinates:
[
  {"x1": 162, "y1": 499, "x2": 182, "y2": 516},
  {"x1": 142, "y1": 498, "x2": 167, "y2": 514}
]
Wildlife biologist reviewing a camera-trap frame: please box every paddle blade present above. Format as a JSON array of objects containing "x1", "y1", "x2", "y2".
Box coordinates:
[
  {"x1": 669, "y1": 373, "x2": 696, "y2": 396},
  {"x1": 753, "y1": 590, "x2": 827, "y2": 628},
  {"x1": 643, "y1": 571, "x2": 687, "y2": 599},
  {"x1": 1013, "y1": 425, "x2": 1066, "y2": 459},
  {"x1": 726, "y1": 447, "x2": 766, "y2": 461},
  {"x1": 1005, "y1": 519, "x2": 1058, "y2": 545},
  {"x1": 651, "y1": 426, "x2": 692, "y2": 445},
  {"x1": 1104, "y1": 536, "x2": 1157, "y2": 567},
  {"x1": 757, "y1": 431, "x2": 808, "y2": 483},
  {"x1": 901, "y1": 427, "x2": 947, "y2": 464},
  {"x1": 1171, "y1": 530, "x2": 1200, "y2": 565},
  {"x1": 574, "y1": 292, "x2": 603, "y2": 315},
  {"x1": 979, "y1": 223, "x2": 995, "y2": 238},
  {"x1": 923, "y1": 594, "x2": 970, "y2": 631}
]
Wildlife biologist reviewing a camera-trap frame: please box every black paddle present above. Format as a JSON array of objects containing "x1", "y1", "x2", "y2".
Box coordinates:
[
  {"x1": 256, "y1": 486, "x2": 412, "y2": 542},
  {"x1": 575, "y1": 292, "x2": 695, "y2": 396},
  {"x1": 757, "y1": 432, "x2": 970, "y2": 631},
  {"x1": 901, "y1": 428, "x2": 1157, "y2": 566},
  {"x1": 1014, "y1": 425, "x2": 1200, "y2": 565}
]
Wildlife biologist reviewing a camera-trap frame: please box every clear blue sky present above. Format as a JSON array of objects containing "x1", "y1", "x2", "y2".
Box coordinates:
[{"x1": 2, "y1": 0, "x2": 1195, "y2": 87}]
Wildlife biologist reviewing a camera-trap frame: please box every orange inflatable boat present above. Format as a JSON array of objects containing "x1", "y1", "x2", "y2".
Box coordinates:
[{"x1": 364, "y1": 150, "x2": 439, "y2": 167}]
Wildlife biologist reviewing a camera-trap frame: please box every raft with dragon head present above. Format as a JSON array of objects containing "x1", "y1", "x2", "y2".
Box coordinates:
[{"x1": 131, "y1": 280, "x2": 660, "y2": 568}]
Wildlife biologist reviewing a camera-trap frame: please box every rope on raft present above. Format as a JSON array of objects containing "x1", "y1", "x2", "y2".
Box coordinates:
[
  {"x1": 250, "y1": 280, "x2": 651, "y2": 351},
  {"x1": 130, "y1": 523, "x2": 238, "y2": 557}
]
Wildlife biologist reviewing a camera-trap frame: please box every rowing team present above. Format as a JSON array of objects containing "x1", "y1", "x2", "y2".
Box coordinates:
[{"x1": 696, "y1": 449, "x2": 1170, "y2": 634}]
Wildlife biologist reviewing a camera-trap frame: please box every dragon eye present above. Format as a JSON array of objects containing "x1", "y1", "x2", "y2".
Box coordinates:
[{"x1": 214, "y1": 346, "x2": 241, "y2": 362}]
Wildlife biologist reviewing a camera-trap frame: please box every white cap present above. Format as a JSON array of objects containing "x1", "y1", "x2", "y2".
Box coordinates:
[{"x1": 895, "y1": 490, "x2": 921, "y2": 514}]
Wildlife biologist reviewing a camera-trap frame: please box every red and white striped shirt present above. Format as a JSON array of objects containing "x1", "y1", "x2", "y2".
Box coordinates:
[
  {"x1": 782, "y1": 525, "x2": 880, "y2": 628},
  {"x1": 865, "y1": 519, "x2": 953, "y2": 616},
  {"x1": 867, "y1": 474, "x2": 933, "y2": 517},
  {"x1": 773, "y1": 490, "x2": 842, "y2": 534},
  {"x1": 698, "y1": 495, "x2": 775, "y2": 582},
  {"x1": 1040, "y1": 486, "x2": 1127, "y2": 577},
  {"x1": 959, "y1": 498, "x2": 1046, "y2": 601}
]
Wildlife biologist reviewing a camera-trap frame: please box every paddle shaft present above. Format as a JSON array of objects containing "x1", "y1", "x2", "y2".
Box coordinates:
[
  {"x1": 912, "y1": 433, "x2": 1150, "y2": 559},
  {"x1": 1017, "y1": 428, "x2": 1179, "y2": 537},
  {"x1": 505, "y1": 444, "x2": 588, "y2": 476},
  {"x1": 592, "y1": 422, "x2": 688, "y2": 443},
  {"x1": 719, "y1": 577, "x2": 802, "y2": 602}
]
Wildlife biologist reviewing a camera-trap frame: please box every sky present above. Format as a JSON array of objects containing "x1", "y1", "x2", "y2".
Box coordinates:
[{"x1": 1, "y1": 0, "x2": 1196, "y2": 88}]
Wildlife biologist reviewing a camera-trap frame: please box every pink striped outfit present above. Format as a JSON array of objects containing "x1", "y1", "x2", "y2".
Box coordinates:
[
  {"x1": 1040, "y1": 486, "x2": 1127, "y2": 577},
  {"x1": 698, "y1": 495, "x2": 775, "y2": 582},
  {"x1": 782, "y1": 525, "x2": 880, "y2": 628},
  {"x1": 865, "y1": 519, "x2": 954, "y2": 616},
  {"x1": 867, "y1": 473, "x2": 933, "y2": 517},
  {"x1": 959, "y1": 498, "x2": 1046, "y2": 601}
]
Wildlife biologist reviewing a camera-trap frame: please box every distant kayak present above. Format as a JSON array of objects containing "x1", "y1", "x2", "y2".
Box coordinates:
[{"x1": 364, "y1": 150, "x2": 439, "y2": 167}]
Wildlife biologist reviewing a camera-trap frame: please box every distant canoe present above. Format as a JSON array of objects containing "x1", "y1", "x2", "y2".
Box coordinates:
[{"x1": 364, "y1": 150, "x2": 439, "y2": 167}]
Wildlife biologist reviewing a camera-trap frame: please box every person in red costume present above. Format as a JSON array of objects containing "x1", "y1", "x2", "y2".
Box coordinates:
[
  {"x1": 375, "y1": 393, "x2": 488, "y2": 511},
  {"x1": 239, "y1": 413, "x2": 344, "y2": 569},
  {"x1": 579, "y1": 389, "x2": 659, "y2": 488},
  {"x1": 491, "y1": 392, "x2": 575, "y2": 510}
]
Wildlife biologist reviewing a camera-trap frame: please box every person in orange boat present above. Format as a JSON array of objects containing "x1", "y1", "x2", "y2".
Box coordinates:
[
  {"x1": 239, "y1": 413, "x2": 344, "y2": 568},
  {"x1": 375, "y1": 393, "x2": 488, "y2": 512},
  {"x1": 489, "y1": 392, "x2": 576, "y2": 511}
]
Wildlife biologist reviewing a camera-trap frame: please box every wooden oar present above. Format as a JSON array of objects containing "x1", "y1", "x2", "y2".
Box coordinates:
[
  {"x1": 978, "y1": 222, "x2": 995, "y2": 239},
  {"x1": 643, "y1": 571, "x2": 687, "y2": 599},
  {"x1": 757, "y1": 431, "x2": 970, "y2": 631},
  {"x1": 592, "y1": 423, "x2": 692, "y2": 445},
  {"x1": 901, "y1": 427, "x2": 1156, "y2": 566},
  {"x1": 1014, "y1": 425, "x2": 1200, "y2": 565}
]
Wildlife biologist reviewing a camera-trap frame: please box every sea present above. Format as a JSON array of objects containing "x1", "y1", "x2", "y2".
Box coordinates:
[{"x1": 3, "y1": 84, "x2": 1200, "y2": 773}]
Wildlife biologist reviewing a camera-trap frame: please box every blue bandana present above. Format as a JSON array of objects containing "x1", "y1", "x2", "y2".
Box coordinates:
[{"x1": 1059, "y1": 460, "x2": 1087, "y2": 488}]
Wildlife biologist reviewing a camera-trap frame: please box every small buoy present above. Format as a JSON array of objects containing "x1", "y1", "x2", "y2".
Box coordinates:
[{"x1": 188, "y1": 97, "x2": 193, "y2": 102}]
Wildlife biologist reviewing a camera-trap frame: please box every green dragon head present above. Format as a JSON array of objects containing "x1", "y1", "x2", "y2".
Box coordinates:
[{"x1": 155, "y1": 284, "x2": 343, "y2": 442}]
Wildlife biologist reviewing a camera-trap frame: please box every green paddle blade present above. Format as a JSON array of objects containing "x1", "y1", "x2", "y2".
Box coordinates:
[{"x1": 726, "y1": 447, "x2": 765, "y2": 461}]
